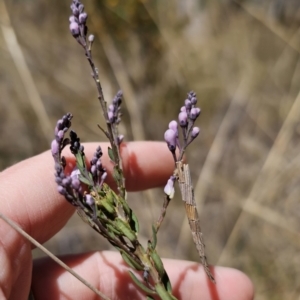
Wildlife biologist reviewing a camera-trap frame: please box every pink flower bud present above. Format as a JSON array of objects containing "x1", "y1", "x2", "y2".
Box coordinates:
[
  {"x1": 51, "y1": 140, "x2": 59, "y2": 157},
  {"x1": 69, "y1": 16, "x2": 76, "y2": 23},
  {"x1": 91, "y1": 165, "x2": 97, "y2": 176},
  {"x1": 88, "y1": 34, "x2": 94, "y2": 43},
  {"x1": 191, "y1": 127, "x2": 200, "y2": 139},
  {"x1": 108, "y1": 111, "x2": 114, "y2": 123},
  {"x1": 71, "y1": 177, "x2": 81, "y2": 190},
  {"x1": 69, "y1": 22, "x2": 80, "y2": 36},
  {"x1": 71, "y1": 167, "x2": 80, "y2": 179},
  {"x1": 168, "y1": 120, "x2": 178, "y2": 131},
  {"x1": 178, "y1": 111, "x2": 188, "y2": 127},
  {"x1": 57, "y1": 130, "x2": 64, "y2": 141},
  {"x1": 164, "y1": 176, "x2": 175, "y2": 199},
  {"x1": 168, "y1": 120, "x2": 178, "y2": 137},
  {"x1": 189, "y1": 107, "x2": 200, "y2": 120},
  {"x1": 108, "y1": 104, "x2": 114, "y2": 112},
  {"x1": 191, "y1": 97, "x2": 197, "y2": 105},
  {"x1": 78, "y1": 12, "x2": 88, "y2": 24},
  {"x1": 57, "y1": 186, "x2": 66, "y2": 195},
  {"x1": 85, "y1": 194, "x2": 94, "y2": 206},
  {"x1": 185, "y1": 99, "x2": 192, "y2": 109},
  {"x1": 164, "y1": 129, "x2": 177, "y2": 152}
]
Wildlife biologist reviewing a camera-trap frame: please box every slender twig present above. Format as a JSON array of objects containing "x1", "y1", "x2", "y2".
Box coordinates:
[{"x1": 0, "y1": 212, "x2": 110, "y2": 300}]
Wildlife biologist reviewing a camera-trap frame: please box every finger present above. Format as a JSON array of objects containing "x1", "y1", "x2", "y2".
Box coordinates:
[
  {"x1": 0, "y1": 141, "x2": 174, "y2": 245},
  {"x1": 32, "y1": 251, "x2": 254, "y2": 300}
]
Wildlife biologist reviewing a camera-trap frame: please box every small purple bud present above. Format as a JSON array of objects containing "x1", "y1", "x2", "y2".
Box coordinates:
[
  {"x1": 108, "y1": 111, "x2": 114, "y2": 123},
  {"x1": 168, "y1": 120, "x2": 178, "y2": 131},
  {"x1": 164, "y1": 176, "x2": 176, "y2": 199},
  {"x1": 191, "y1": 127, "x2": 200, "y2": 139},
  {"x1": 164, "y1": 129, "x2": 177, "y2": 152},
  {"x1": 117, "y1": 135, "x2": 124, "y2": 145},
  {"x1": 56, "y1": 119, "x2": 63, "y2": 131},
  {"x1": 78, "y1": 12, "x2": 88, "y2": 24},
  {"x1": 51, "y1": 140, "x2": 60, "y2": 157},
  {"x1": 178, "y1": 111, "x2": 188, "y2": 127},
  {"x1": 185, "y1": 99, "x2": 192, "y2": 109},
  {"x1": 57, "y1": 130, "x2": 64, "y2": 141},
  {"x1": 71, "y1": 167, "x2": 80, "y2": 179},
  {"x1": 78, "y1": 4, "x2": 84, "y2": 13},
  {"x1": 88, "y1": 34, "x2": 94, "y2": 43},
  {"x1": 91, "y1": 165, "x2": 97, "y2": 176},
  {"x1": 55, "y1": 177, "x2": 62, "y2": 184},
  {"x1": 85, "y1": 194, "x2": 95, "y2": 206},
  {"x1": 191, "y1": 97, "x2": 197, "y2": 105},
  {"x1": 62, "y1": 177, "x2": 72, "y2": 186},
  {"x1": 69, "y1": 22, "x2": 80, "y2": 36},
  {"x1": 71, "y1": 177, "x2": 81, "y2": 190},
  {"x1": 189, "y1": 107, "x2": 200, "y2": 120},
  {"x1": 180, "y1": 106, "x2": 186, "y2": 112},
  {"x1": 69, "y1": 16, "x2": 77, "y2": 23},
  {"x1": 57, "y1": 186, "x2": 66, "y2": 195},
  {"x1": 72, "y1": 7, "x2": 79, "y2": 16},
  {"x1": 96, "y1": 160, "x2": 102, "y2": 169},
  {"x1": 91, "y1": 157, "x2": 97, "y2": 165},
  {"x1": 101, "y1": 172, "x2": 107, "y2": 182},
  {"x1": 108, "y1": 104, "x2": 114, "y2": 112}
]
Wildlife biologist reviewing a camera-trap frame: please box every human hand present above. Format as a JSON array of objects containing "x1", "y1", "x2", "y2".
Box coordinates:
[{"x1": 0, "y1": 142, "x2": 254, "y2": 300}]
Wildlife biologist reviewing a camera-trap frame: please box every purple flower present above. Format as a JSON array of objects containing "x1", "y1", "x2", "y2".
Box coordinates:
[
  {"x1": 69, "y1": 16, "x2": 77, "y2": 23},
  {"x1": 164, "y1": 129, "x2": 177, "y2": 152},
  {"x1": 57, "y1": 186, "x2": 66, "y2": 196},
  {"x1": 164, "y1": 176, "x2": 176, "y2": 199},
  {"x1": 185, "y1": 99, "x2": 192, "y2": 110},
  {"x1": 78, "y1": 12, "x2": 88, "y2": 24},
  {"x1": 70, "y1": 22, "x2": 80, "y2": 36},
  {"x1": 178, "y1": 111, "x2": 188, "y2": 127},
  {"x1": 85, "y1": 194, "x2": 94, "y2": 206},
  {"x1": 168, "y1": 120, "x2": 178, "y2": 137},
  {"x1": 71, "y1": 167, "x2": 80, "y2": 180},
  {"x1": 71, "y1": 177, "x2": 81, "y2": 190},
  {"x1": 51, "y1": 139, "x2": 60, "y2": 157},
  {"x1": 88, "y1": 34, "x2": 94, "y2": 43},
  {"x1": 190, "y1": 97, "x2": 197, "y2": 105},
  {"x1": 189, "y1": 107, "x2": 200, "y2": 120},
  {"x1": 191, "y1": 127, "x2": 200, "y2": 139},
  {"x1": 117, "y1": 135, "x2": 124, "y2": 145},
  {"x1": 108, "y1": 111, "x2": 114, "y2": 123}
]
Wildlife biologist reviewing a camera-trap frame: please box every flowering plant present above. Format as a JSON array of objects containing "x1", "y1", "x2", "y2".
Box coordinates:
[{"x1": 51, "y1": 1, "x2": 214, "y2": 299}]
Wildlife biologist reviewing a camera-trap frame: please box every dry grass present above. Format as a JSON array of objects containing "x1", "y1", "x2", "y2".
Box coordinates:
[{"x1": 1, "y1": 0, "x2": 300, "y2": 299}]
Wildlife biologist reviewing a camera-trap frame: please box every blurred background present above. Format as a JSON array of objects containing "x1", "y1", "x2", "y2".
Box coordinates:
[{"x1": 1, "y1": 0, "x2": 300, "y2": 299}]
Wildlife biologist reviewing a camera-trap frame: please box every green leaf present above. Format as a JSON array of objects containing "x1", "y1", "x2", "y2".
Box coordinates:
[
  {"x1": 118, "y1": 196, "x2": 130, "y2": 215},
  {"x1": 101, "y1": 198, "x2": 115, "y2": 214},
  {"x1": 107, "y1": 223, "x2": 122, "y2": 236},
  {"x1": 155, "y1": 284, "x2": 175, "y2": 300},
  {"x1": 128, "y1": 271, "x2": 156, "y2": 295},
  {"x1": 108, "y1": 147, "x2": 115, "y2": 163},
  {"x1": 115, "y1": 218, "x2": 136, "y2": 242},
  {"x1": 75, "y1": 152, "x2": 85, "y2": 169},
  {"x1": 78, "y1": 174, "x2": 92, "y2": 186},
  {"x1": 120, "y1": 250, "x2": 143, "y2": 271},
  {"x1": 152, "y1": 225, "x2": 157, "y2": 249},
  {"x1": 146, "y1": 297, "x2": 155, "y2": 300},
  {"x1": 113, "y1": 167, "x2": 121, "y2": 183},
  {"x1": 151, "y1": 250, "x2": 165, "y2": 278},
  {"x1": 131, "y1": 212, "x2": 139, "y2": 234}
]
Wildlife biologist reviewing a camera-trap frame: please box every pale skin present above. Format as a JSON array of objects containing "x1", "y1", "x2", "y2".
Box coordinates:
[{"x1": 0, "y1": 142, "x2": 254, "y2": 300}]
